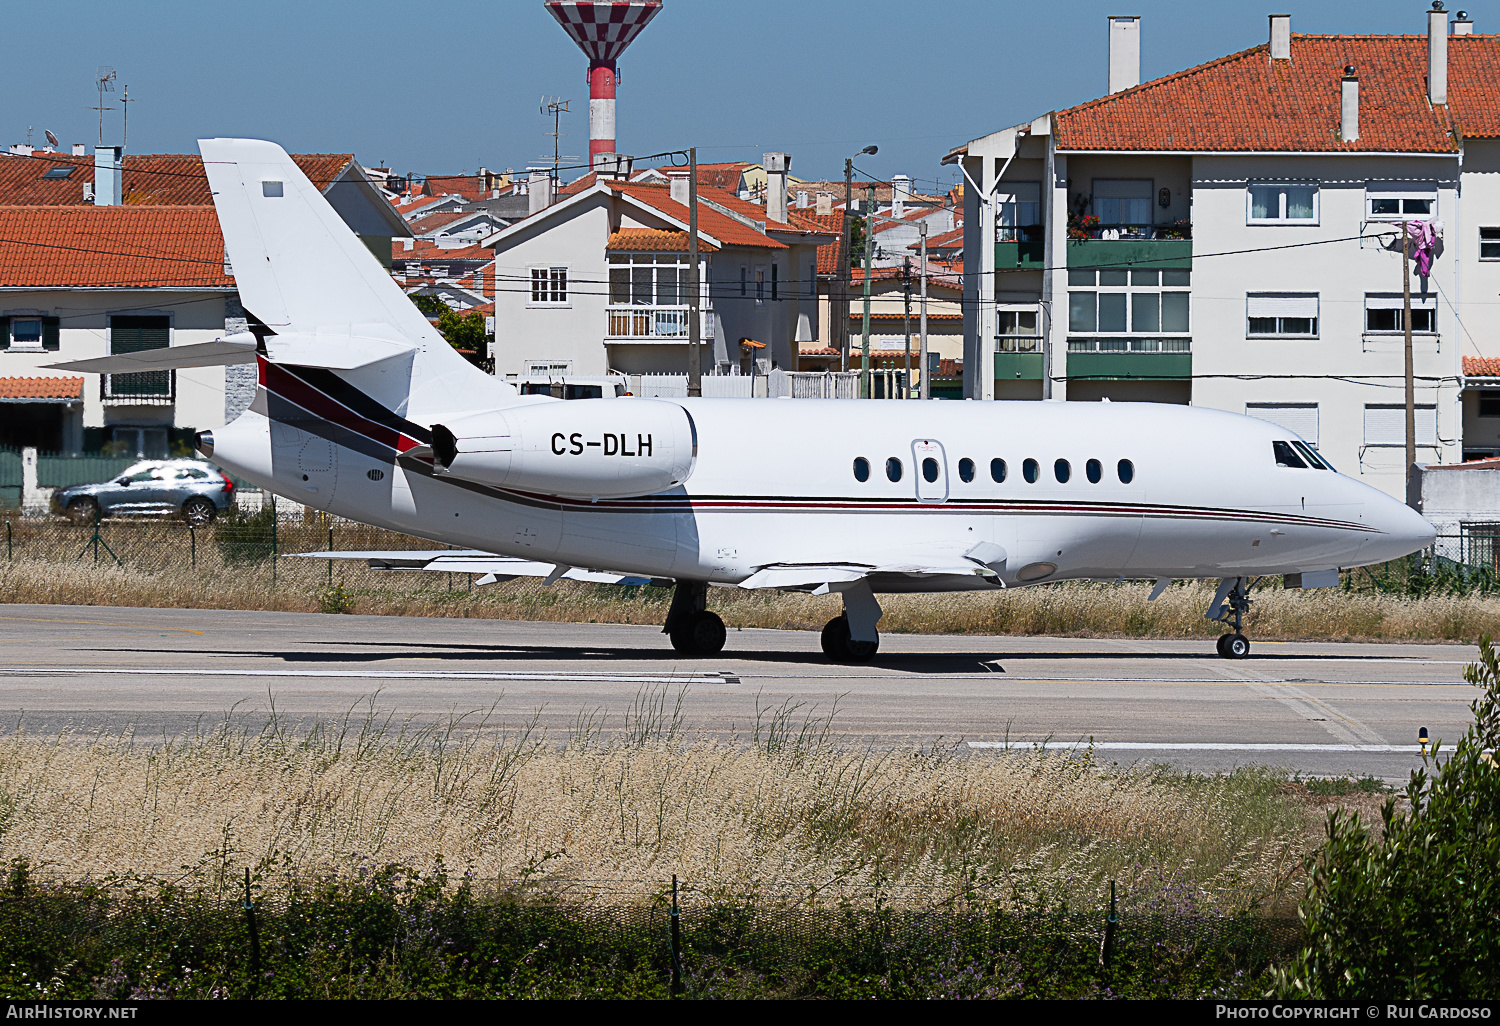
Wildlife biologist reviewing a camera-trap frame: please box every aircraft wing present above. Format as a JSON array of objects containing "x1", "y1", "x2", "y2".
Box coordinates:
[
  {"x1": 290, "y1": 550, "x2": 667, "y2": 587},
  {"x1": 738, "y1": 558, "x2": 1002, "y2": 593},
  {"x1": 46, "y1": 337, "x2": 258, "y2": 374}
]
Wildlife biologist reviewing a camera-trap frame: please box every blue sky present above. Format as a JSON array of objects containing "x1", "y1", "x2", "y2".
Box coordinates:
[{"x1": 1, "y1": 0, "x2": 1467, "y2": 192}]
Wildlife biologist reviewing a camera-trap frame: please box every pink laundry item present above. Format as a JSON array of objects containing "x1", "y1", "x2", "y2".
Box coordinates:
[{"x1": 1405, "y1": 220, "x2": 1437, "y2": 277}]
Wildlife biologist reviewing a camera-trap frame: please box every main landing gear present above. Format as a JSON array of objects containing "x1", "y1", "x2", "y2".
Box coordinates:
[
  {"x1": 1207, "y1": 577, "x2": 1254, "y2": 659},
  {"x1": 663, "y1": 580, "x2": 726, "y2": 655},
  {"x1": 820, "y1": 580, "x2": 882, "y2": 664}
]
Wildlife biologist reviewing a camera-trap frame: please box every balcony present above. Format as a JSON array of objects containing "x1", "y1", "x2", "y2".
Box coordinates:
[
  {"x1": 605, "y1": 306, "x2": 716, "y2": 343},
  {"x1": 1066, "y1": 337, "x2": 1191, "y2": 380},
  {"x1": 1066, "y1": 221, "x2": 1192, "y2": 270},
  {"x1": 995, "y1": 335, "x2": 1043, "y2": 380},
  {"x1": 994, "y1": 225, "x2": 1044, "y2": 270}
]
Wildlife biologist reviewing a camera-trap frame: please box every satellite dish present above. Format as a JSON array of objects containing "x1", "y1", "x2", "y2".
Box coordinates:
[{"x1": 44, "y1": 130, "x2": 59, "y2": 148}]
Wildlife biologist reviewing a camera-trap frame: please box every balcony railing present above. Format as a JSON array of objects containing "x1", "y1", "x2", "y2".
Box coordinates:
[
  {"x1": 606, "y1": 306, "x2": 716, "y2": 341},
  {"x1": 1068, "y1": 221, "x2": 1192, "y2": 241},
  {"x1": 996, "y1": 336, "x2": 1040, "y2": 353},
  {"x1": 996, "y1": 224, "x2": 1044, "y2": 243},
  {"x1": 102, "y1": 371, "x2": 175, "y2": 404},
  {"x1": 1068, "y1": 337, "x2": 1190, "y2": 353}
]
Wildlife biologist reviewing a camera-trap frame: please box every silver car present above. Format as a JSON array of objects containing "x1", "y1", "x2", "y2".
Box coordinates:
[{"x1": 50, "y1": 459, "x2": 236, "y2": 527}]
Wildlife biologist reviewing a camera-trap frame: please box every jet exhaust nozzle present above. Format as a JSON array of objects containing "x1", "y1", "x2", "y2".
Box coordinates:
[
  {"x1": 431, "y1": 399, "x2": 696, "y2": 498},
  {"x1": 195, "y1": 431, "x2": 215, "y2": 458}
]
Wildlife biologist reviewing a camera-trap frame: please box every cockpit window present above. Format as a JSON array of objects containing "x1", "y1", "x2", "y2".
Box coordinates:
[
  {"x1": 1291, "y1": 440, "x2": 1328, "y2": 470},
  {"x1": 1273, "y1": 440, "x2": 1308, "y2": 468}
]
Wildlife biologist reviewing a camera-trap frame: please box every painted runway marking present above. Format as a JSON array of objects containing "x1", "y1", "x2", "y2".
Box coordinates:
[
  {"x1": 0, "y1": 666, "x2": 733, "y2": 686},
  {"x1": 967, "y1": 741, "x2": 1457, "y2": 753}
]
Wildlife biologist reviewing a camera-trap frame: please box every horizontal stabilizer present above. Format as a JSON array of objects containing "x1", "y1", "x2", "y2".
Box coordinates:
[
  {"x1": 46, "y1": 336, "x2": 256, "y2": 374},
  {"x1": 290, "y1": 549, "x2": 664, "y2": 586}
]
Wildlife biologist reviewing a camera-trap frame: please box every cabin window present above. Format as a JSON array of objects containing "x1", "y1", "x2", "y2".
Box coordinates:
[
  {"x1": 1273, "y1": 440, "x2": 1308, "y2": 468},
  {"x1": 958, "y1": 458, "x2": 975, "y2": 483},
  {"x1": 1054, "y1": 459, "x2": 1071, "y2": 483},
  {"x1": 1118, "y1": 459, "x2": 1134, "y2": 484},
  {"x1": 886, "y1": 457, "x2": 903, "y2": 483},
  {"x1": 922, "y1": 458, "x2": 940, "y2": 484},
  {"x1": 1086, "y1": 459, "x2": 1102, "y2": 483},
  {"x1": 990, "y1": 458, "x2": 1006, "y2": 483},
  {"x1": 853, "y1": 457, "x2": 870, "y2": 482},
  {"x1": 1022, "y1": 458, "x2": 1039, "y2": 484}
]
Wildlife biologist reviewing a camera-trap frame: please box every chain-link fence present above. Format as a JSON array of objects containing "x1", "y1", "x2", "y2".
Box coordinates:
[{"x1": 0, "y1": 866, "x2": 1299, "y2": 999}]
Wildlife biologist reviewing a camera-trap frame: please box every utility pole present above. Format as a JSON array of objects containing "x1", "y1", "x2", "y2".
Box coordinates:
[
  {"x1": 687, "y1": 147, "x2": 702, "y2": 398},
  {"x1": 901, "y1": 256, "x2": 913, "y2": 399},
  {"x1": 859, "y1": 185, "x2": 875, "y2": 399},
  {"x1": 842, "y1": 157, "x2": 855, "y2": 374},
  {"x1": 1403, "y1": 221, "x2": 1417, "y2": 507},
  {"x1": 919, "y1": 221, "x2": 929, "y2": 400}
]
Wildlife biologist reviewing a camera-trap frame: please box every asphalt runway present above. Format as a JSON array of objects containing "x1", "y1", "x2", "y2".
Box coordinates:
[{"x1": 0, "y1": 603, "x2": 1479, "y2": 781}]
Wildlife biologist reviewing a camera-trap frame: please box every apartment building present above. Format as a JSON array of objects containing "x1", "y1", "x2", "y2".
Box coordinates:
[{"x1": 947, "y1": 8, "x2": 1499, "y2": 500}]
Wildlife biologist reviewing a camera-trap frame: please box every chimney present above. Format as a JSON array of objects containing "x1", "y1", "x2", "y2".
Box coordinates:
[
  {"x1": 891, "y1": 174, "x2": 912, "y2": 219},
  {"x1": 1428, "y1": 1, "x2": 1448, "y2": 104},
  {"x1": 1269, "y1": 14, "x2": 1291, "y2": 59},
  {"x1": 1341, "y1": 66, "x2": 1360, "y2": 142},
  {"x1": 667, "y1": 168, "x2": 690, "y2": 206},
  {"x1": 763, "y1": 152, "x2": 790, "y2": 224},
  {"x1": 527, "y1": 171, "x2": 553, "y2": 216},
  {"x1": 815, "y1": 193, "x2": 833, "y2": 216},
  {"x1": 94, "y1": 145, "x2": 122, "y2": 206},
  {"x1": 796, "y1": 190, "x2": 809, "y2": 209},
  {"x1": 1453, "y1": 10, "x2": 1473, "y2": 33},
  {"x1": 1108, "y1": 16, "x2": 1141, "y2": 93},
  {"x1": 71, "y1": 143, "x2": 86, "y2": 156}
]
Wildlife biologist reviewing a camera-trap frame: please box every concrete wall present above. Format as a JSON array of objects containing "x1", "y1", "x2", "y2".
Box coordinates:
[{"x1": 1416, "y1": 465, "x2": 1500, "y2": 534}]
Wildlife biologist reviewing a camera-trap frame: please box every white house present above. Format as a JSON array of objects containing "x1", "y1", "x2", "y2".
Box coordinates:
[
  {"x1": 946, "y1": 10, "x2": 1499, "y2": 501},
  {"x1": 483, "y1": 156, "x2": 834, "y2": 380}
]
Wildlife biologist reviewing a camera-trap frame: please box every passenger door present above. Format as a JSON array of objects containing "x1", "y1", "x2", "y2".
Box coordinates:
[{"x1": 911, "y1": 439, "x2": 949, "y2": 504}]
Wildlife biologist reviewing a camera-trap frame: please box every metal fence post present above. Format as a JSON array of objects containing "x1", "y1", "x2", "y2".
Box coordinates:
[
  {"x1": 6, "y1": 518, "x2": 10, "y2": 563},
  {"x1": 327, "y1": 515, "x2": 334, "y2": 586},
  {"x1": 189, "y1": 524, "x2": 196, "y2": 569},
  {"x1": 669, "y1": 874, "x2": 683, "y2": 997},
  {"x1": 1098, "y1": 879, "x2": 1117, "y2": 969},
  {"x1": 244, "y1": 867, "x2": 261, "y2": 997}
]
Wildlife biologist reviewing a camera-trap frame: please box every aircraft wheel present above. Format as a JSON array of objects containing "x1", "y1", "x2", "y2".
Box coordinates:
[
  {"x1": 670, "y1": 610, "x2": 726, "y2": 655},
  {"x1": 1223, "y1": 634, "x2": 1251, "y2": 660},
  {"x1": 1215, "y1": 634, "x2": 1232, "y2": 658},
  {"x1": 820, "y1": 615, "x2": 878, "y2": 664}
]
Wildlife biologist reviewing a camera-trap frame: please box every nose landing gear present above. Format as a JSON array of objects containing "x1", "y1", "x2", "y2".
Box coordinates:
[
  {"x1": 1208, "y1": 577, "x2": 1255, "y2": 659},
  {"x1": 663, "y1": 580, "x2": 726, "y2": 655}
]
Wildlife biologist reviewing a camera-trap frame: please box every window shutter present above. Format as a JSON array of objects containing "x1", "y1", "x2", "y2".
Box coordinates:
[
  {"x1": 1247, "y1": 403, "x2": 1319, "y2": 444},
  {"x1": 0, "y1": 318, "x2": 8, "y2": 347},
  {"x1": 42, "y1": 317, "x2": 60, "y2": 352},
  {"x1": 1246, "y1": 294, "x2": 1318, "y2": 318},
  {"x1": 1364, "y1": 405, "x2": 1437, "y2": 446},
  {"x1": 110, "y1": 315, "x2": 169, "y2": 354}
]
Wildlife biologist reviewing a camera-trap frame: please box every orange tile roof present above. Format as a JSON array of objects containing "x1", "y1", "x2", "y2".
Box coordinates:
[
  {"x1": 0, "y1": 206, "x2": 233, "y2": 288},
  {"x1": 1055, "y1": 34, "x2": 1500, "y2": 152},
  {"x1": 605, "y1": 181, "x2": 788, "y2": 250},
  {"x1": 798, "y1": 346, "x2": 840, "y2": 357},
  {"x1": 423, "y1": 174, "x2": 491, "y2": 202},
  {"x1": 790, "y1": 210, "x2": 845, "y2": 275},
  {"x1": 408, "y1": 209, "x2": 481, "y2": 233},
  {"x1": 0, "y1": 153, "x2": 352, "y2": 205},
  {"x1": 924, "y1": 226, "x2": 965, "y2": 250},
  {"x1": 693, "y1": 162, "x2": 753, "y2": 191},
  {"x1": 0, "y1": 376, "x2": 84, "y2": 400},
  {"x1": 1464, "y1": 357, "x2": 1500, "y2": 377},
  {"x1": 394, "y1": 240, "x2": 495, "y2": 262},
  {"x1": 605, "y1": 228, "x2": 719, "y2": 253}
]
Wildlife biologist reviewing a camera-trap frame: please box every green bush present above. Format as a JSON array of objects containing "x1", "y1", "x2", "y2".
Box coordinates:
[
  {"x1": 1276, "y1": 637, "x2": 1500, "y2": 999},
  {"x1": 214, "y1": 505, "x2": 276, "y2": 564}
]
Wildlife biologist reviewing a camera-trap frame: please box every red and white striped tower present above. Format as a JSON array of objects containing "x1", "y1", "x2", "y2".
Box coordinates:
[{"x1": 544, "y1": 1, "x2": 663, "y2": 166}]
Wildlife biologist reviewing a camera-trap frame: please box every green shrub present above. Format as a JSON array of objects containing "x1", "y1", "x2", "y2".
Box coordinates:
[
  {"x1": 214, "y1": 505, "x2": 276, "y2": 564},
  {"x1": 1277, "y1": 637, "x2": 1500, "y2": 999},
  {"x1": 317, "y1": 583, "x2": 354, "y2": 614}
]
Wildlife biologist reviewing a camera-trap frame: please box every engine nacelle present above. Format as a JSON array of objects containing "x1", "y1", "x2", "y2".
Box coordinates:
[{"x1": 431, "y1": 399, "x2": 696, "y2": 499}]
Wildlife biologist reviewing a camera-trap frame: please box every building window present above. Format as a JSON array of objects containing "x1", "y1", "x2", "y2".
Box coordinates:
[
  {"x1": 1247, "y1": 182, "x2": 1318, "y2": 224},
  {"x1": 1069, "y1": 268, "x2": 1189, "y2": 334},
  {"x1": 996, "y1": 183, "x2": 1042, "y2": 242},
  {"x1": 106, "y1": 315, "x2": 171, "y2": 399},
  {"x1": 771, "y1": 263, "x2": 779, "y2": 301},
  {"x1": 1480, "y1": 227, "x2": 1500, "y2": 261},
  {"x1": 1366, "y1": 182, "x2": 1437, "y2": 221},
  {"x1": 530, "y1": 266, "x2": 568, "y2": 305},
  {"x1": 1363, "y1": 404, "x2": 1438, "y2": 447},
  {"x1": 1247, "y1": 294, "x2": 1319, "y2": 338},
  {"x1": 740, "y1": 266, "x2": 747, "y2": 296},
  {"x1": 996, "y1": 308, "x2": 1039, "y2": 352},
  {"x1": 1479, "y1": 391, "x2": 1500, "y2": 418},
  {"x1": 755, "y1": 267, "x2": 766, "y2": 304},
  {"x1": 1092, "y1": 179, "x2": 1152, "y2": 226},
  {"x1": 1365, "y1": 294, "x2": 1436, "y2": 334},
  {"x1": 1246, "y1": 402, "x2": 1319, "y2": 445},
  {"x1": 608, "y1": 254, "x2": 684, "y2": 306},
  {"x1": 3, "y1": 316, "x2": 59, "y2": 352}
]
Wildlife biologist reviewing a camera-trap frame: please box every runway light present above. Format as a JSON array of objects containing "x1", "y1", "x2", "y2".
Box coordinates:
[{"x1": 1419, "y1": 726, "x2": 1430, "y2": 754}]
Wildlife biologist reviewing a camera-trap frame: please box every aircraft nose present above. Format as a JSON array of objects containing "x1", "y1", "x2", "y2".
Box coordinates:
[{"x1": 1367, "y1": 493, "x2": 1436, "y2": 562}]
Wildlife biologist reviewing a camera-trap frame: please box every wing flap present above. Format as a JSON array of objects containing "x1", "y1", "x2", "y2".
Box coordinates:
[
  {"x1": 46, "y1": 337, "x2": 257, "y2": 374},
  {"x1": 289, "y1": 550, "x2": 662, "y2": 586}
]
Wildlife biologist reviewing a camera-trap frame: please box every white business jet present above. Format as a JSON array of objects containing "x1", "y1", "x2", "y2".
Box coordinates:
[{"x1": 52, "y1": 140, "x2": 1436, "y2": 663}]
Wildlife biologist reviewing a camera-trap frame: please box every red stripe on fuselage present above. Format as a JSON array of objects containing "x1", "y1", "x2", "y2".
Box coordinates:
[{"x1": 260, "y1": 358, "x2": 422, "y2": 453}]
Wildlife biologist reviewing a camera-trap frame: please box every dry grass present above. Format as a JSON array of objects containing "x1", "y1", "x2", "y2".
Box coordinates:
[
  {"x1": 0, "y1": 712, "x2": 1308, "y2": 908},
  {"x1": 0, "y1": 556, "x2": 1496, "y2": 643}
]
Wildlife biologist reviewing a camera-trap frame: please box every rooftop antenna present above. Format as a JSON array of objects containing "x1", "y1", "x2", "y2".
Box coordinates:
[
  {"x1": 540, "y1": 96, "x2": 572, "y2": 173},
  {"x1": 120, "y1": 85, "x2": 134, "y2": 149},
  {"x1": 91, "y1": 66, "x2": 116, "y2": 145},
  {"x1": 25, "y1": 126, "x2": 33, "y2": 147}
]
